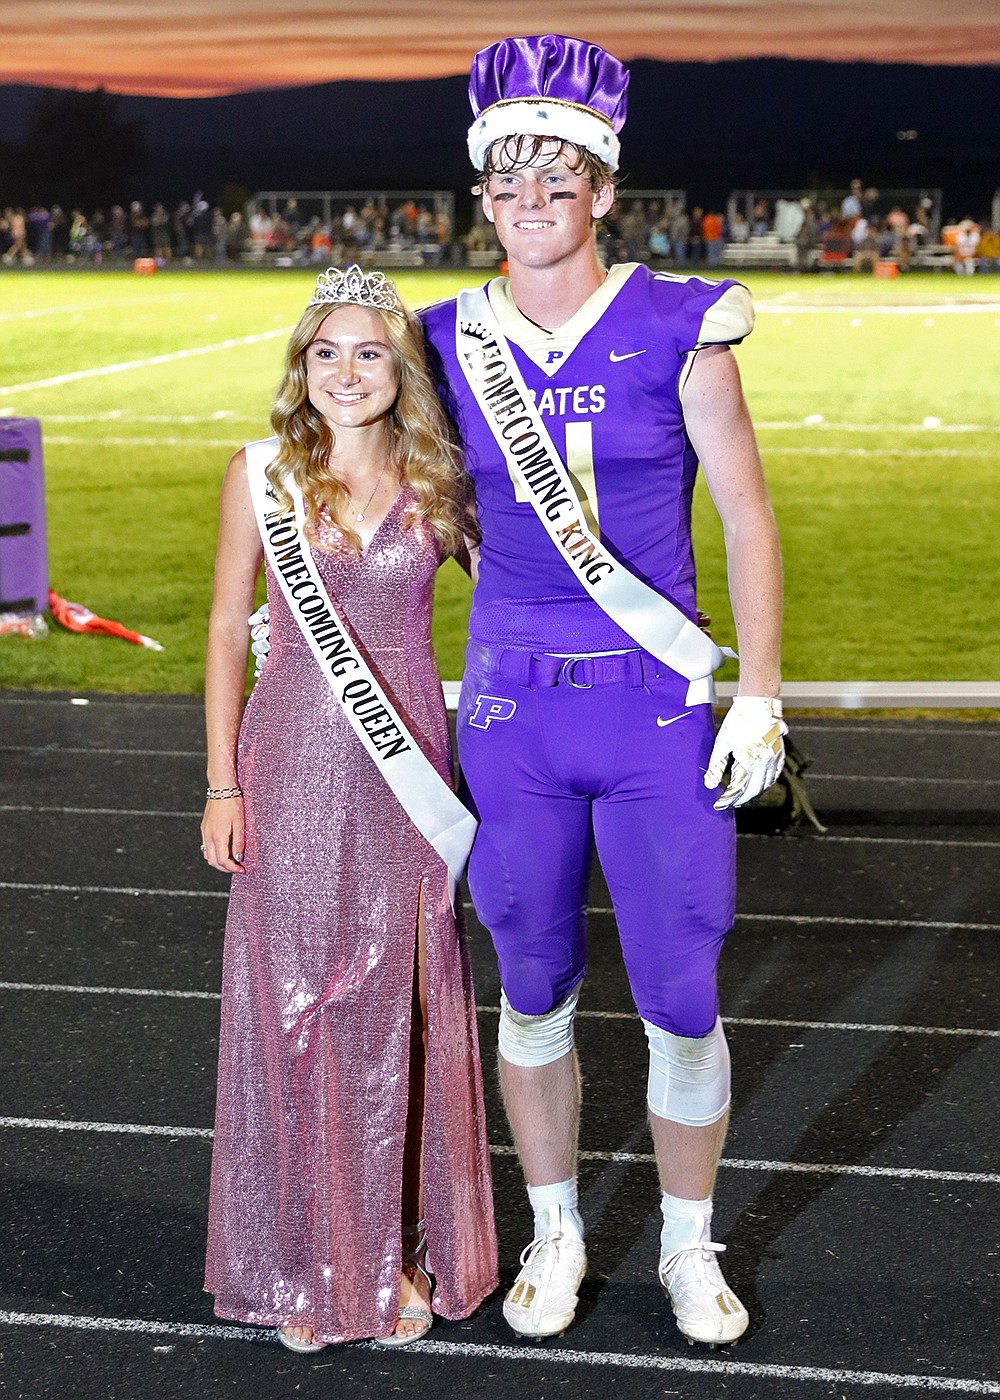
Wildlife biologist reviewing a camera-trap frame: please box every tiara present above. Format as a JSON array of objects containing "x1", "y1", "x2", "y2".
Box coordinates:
[{"x1": 308, "y1": 265, "x2": 403, "y2": 315}]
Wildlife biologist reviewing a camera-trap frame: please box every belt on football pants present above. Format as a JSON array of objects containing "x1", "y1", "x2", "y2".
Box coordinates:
[{"x1": 467, "y1": 643, "x2": 676, "y2": 690}]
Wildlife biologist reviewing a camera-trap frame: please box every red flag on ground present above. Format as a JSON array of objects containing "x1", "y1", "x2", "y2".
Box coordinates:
[{"x1": 48, "y1": 590, "x2": 163, "y2": 650}]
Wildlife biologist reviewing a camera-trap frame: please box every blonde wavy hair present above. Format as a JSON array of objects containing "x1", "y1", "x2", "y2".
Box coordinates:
[{"x1": 265, "y1": 297, "x2": 476, "y2": 556}]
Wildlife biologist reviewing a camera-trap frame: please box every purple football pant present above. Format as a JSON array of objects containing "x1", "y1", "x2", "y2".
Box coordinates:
[{"x1": 457, "y1": 643, "x2": 736, "y2": 1038}]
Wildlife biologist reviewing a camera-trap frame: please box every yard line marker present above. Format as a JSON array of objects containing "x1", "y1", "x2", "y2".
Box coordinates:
[
  {"x1": 0, "y1": 327, "x2": 293, "y2": 396},
  {"x1": 0, "y1": 1311, "x2": 996, "y2": 1392},
  {"x1": 4, "y1": 980, "x2": 995, "y2": 1042},
  {"x1": 1, "y1": 1118, "x2": 996, "y2": 1187}
]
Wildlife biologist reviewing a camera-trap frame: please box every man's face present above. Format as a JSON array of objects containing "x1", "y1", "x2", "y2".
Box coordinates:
[{"x1": 482, "y1": 140, "x2": 614, "y2": 271}]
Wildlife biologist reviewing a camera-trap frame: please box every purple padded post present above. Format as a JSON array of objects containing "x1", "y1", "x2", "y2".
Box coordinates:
[{"x1": 0, "y1": 417, "x2": 49, "y2": 614}]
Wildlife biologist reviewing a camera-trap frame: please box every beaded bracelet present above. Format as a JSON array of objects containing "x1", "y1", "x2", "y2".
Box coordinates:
[{"x1": 206, "y1": 785, "x2": 243, "y2": 800}]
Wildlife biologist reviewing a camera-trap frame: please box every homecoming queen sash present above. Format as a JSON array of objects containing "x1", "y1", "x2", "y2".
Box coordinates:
[
  {"x1": 244, "y1": 438, "x2": 477, "y2": 892},
  {"x1": 455, "y1": 288, "x2": 727, "y2": 705}
]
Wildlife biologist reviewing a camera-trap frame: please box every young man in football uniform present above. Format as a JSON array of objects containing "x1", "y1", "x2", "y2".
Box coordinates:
[{"x1": 423, "y1": 33, "x2": 786, "y2": 1348}]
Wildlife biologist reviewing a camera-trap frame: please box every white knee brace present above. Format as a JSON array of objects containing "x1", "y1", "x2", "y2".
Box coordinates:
[
  {"x1": 642, "y1": 1016, "x2": 731, "y2": 1127},
  {"x1": 497, "y1": 985, "x2": 581, "y2": 1067}
]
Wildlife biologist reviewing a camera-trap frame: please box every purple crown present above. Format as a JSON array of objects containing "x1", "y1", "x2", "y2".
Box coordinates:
[{"x1": 467, "y1": 34, "x2": 629, "y2": 172}]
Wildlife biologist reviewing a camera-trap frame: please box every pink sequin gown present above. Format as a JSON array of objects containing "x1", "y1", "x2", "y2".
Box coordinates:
[{"x1": 205, "y1": 487, "x2": 498, "y2": 1342}]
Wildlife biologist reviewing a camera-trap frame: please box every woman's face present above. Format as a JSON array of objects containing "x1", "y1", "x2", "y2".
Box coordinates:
[{"x1": 304, "y1": 304, "x2": 400, "y2": 432}]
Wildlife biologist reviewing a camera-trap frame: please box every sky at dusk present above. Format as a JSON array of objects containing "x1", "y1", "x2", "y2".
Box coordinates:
[{"x1": 3, "y1": 0, "x2": 1000, "y2": 96}]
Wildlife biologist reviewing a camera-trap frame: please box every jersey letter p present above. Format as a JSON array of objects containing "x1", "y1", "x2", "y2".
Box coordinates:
[{"x1": 469, "y1": 695, "x2": 518, "y2": 730}]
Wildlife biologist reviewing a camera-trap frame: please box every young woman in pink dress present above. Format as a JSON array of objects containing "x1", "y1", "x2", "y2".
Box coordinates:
[{"x1": 200, "y1": 267, "x2": 497, "y2": 1350}]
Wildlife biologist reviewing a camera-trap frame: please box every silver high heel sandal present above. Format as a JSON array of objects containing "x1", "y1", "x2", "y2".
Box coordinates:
[
  {"x1": 375, "y1": 1220, "x2": 434, "y2": 1348},
  {"x1": 277, "y1": 1324, "x2": 326, "y2": 1354}
]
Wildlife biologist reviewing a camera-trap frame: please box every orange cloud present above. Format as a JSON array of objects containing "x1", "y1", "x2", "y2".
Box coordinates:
[{"x1": 3, "y1": 0, "x2": 999, "y2": 95}]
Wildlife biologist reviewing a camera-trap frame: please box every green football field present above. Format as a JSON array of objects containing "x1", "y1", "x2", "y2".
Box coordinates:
[{"x1": 0, "y1": 267, "x2": 998, "y2": 695}]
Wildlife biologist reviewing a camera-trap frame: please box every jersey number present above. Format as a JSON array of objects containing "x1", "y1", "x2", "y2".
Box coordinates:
[{"x1": 511, "y1": 420, "x2": 601, "y2": 536}]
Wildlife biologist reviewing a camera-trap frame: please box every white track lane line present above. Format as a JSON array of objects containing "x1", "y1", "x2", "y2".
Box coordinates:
[
  {"x1": 1, "y1": 980, "x2": 997, "y2": 1041},
  {"x1": 0, "y1": 1311, "x2": 996, "y2": 1394},
  {"x1": 0, "y1": 881, "x2": 228, "y2": 898},
  {"x1": 807, "y1": 773, "x2": 1000, "y2": 786},
  {"x1": 4, "y1": 745, "x2": 998, "y2": 786},
  {"x1": 0, "y1": 327, "x2": 292, "y2": 396},
  {"x1": 1, "y1": 806, "x2": 995, "y2": 849},
  {"x1": 0, "y1": 1118, "x2": 996, "y2": 1186},
  {"x1": 2, "y1": 884, "x2": 997, "y2": 930}
]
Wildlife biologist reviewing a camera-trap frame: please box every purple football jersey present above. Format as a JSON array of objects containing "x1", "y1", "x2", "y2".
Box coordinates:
[{"x1": 422, "y1": 263, "x2": 753, "y2": 653}]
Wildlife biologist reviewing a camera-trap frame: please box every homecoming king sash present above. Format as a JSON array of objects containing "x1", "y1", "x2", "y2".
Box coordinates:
[
  {"x1": 455, "y1": 288, "x2": 727, "y2": 704},
  {"x1": 244, "y1": 438, "x2": 477, "y2": 891}
]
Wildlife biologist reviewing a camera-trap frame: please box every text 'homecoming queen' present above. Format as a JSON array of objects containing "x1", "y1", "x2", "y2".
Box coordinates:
[{"x1": 263, "y1": 495, "x2": 411, "y2": 762}]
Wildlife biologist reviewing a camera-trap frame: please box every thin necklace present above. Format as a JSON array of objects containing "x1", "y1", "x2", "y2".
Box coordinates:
[{"x1": 351, "y1": 461, "x2": 388, "y2": 523}]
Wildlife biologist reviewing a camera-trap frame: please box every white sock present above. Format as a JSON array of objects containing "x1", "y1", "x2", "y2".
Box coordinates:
[
  {"x1": 527, "y1": 1179, "x2": 584, "y2": 1240},
  {"x1": 660, "y1": 1192, "x2": 713, "y2": 1258}
]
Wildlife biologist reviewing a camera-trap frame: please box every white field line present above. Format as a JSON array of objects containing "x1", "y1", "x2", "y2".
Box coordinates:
[
  {"x1": 2, "y1": 883, "x2": 997, "y2": 930},
  {"x1": 43, "y1": 436, "x2": 240, "y2": 448},
  {"x1": 24, "y1": 412, "x2": 248, "y2": 423},
  {"x1": 758, "y1": 420, "x2": 999, "y2": 433},
  {"x1": 755, "y1": 300, "x2": 1000, "y2": 315},
  {"x1": 0, "y1": 1313, "x2": 996, "y2": 1395},
  {"x1": 0, "y1": 301, "x2": 139, "y2": 323},
  {"x1": 1, "y1": 1117, "x2": 997, "y2": 1188},
  {"x1": 0, "y1": 327, "x2": 292, "y2": 396},
  {"x1": 11, "y1": 411, "x2": 998, "y2": 434},
  {"x1": 2, "y1": 980, "x2": 996, "y2": 1043},
  {"x1": 764, "y1": 445, "x2": 995, "y2": 458},
  {"x1": 25, "y1": 434, "x2": 1000, "y2": 459}
]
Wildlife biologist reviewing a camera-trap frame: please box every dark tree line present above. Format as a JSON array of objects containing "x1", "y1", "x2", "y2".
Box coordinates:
[{"x1": 1, "y1": 88, "x2": 146, "y2": 211}]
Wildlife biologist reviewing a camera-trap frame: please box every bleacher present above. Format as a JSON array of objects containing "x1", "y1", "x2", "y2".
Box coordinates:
[
  {"x1": 720, "y1": 234, "x2": 799, "y2": 269},
  {"x1": 910, "y1": 244, "x2": 955, "y2": 270}
]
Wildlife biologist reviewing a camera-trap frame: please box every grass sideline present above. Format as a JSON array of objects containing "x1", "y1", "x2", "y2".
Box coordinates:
[{"x1": 1, "y1": 267, "x2": 998, "y2": 697}]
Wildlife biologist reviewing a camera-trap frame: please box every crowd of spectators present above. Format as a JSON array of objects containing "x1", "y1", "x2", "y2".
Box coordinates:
[
  {"x1": 2, "y1": 185, "x2": 997, "y2": 274},
  {"x1": 0, "y1": 195, "x2": 460, "y2": 268},
  {"x1": 595, "y1": 183, "x2": 1000, "y2": 274}
]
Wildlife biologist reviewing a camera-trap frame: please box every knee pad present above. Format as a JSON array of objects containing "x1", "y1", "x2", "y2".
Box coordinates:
[
  {"x1": 642, "y1": 1015, "x2": 731, "y2": 1127},
  {"x1": 497, "y1": 984, "x2": 581, "y2": 1067}
]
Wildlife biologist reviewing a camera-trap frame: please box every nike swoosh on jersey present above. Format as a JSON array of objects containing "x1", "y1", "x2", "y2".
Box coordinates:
[
  {"x1": 656, "y1": 710, "x2": 693, "y2": 727},
  {"x1": 609, "y1": 349, "x2": 647, "y2": 362}
]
